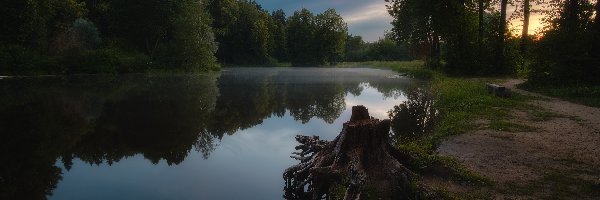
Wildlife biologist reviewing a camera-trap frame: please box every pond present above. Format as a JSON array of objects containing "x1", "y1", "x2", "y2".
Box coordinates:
[{"x1": 0, "y1": 67, "x2": 426, "y2": 200}]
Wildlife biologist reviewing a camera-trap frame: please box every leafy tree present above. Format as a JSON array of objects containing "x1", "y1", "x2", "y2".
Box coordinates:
[
  {"x1": 106, "y1": 0, "x2": 175, "y2": 58},
  {"x1": 344, "y1": 34, "x2": 366, "y2": 61},
  {"x1": 270, "y1": 9, "x2": 288, "y2": 62},
  {"x1": 287, "y1": 8, "x2": 318, "y2": 66},
  {"x1": 207, "y1": 0, "x2": 238, "y2": 36},
  {"x1": 387, "y1": 0, "x2": 510, "y2": 74},
  {"x1": 386, "y1": 0, "x2": 441, "y2": 67},
  {"x1": 207, "y1": 0, "x2": 239, "y2": 63},
  {"x1": 368, "y1": 37, "x2": 411, "y2": 61},
  {"x1": 343, "y1": 34, "x2": 411, "y2": 61},
  {"x1": 208, "y1": 0, "x2": 272, "y2": 64},
  {"x1": 234, "y1": 0, "x2": 273, "y2": 64},
  {"x1": 287, "y1": 8, "x2": 348, "y2": 66},
  {"x1": 53, "y1": 18, "x2": 101, "y2": 54},
  {"x1": 314, "y1": 9, "x2": 348, "y2": 65},
  {"x1": 1, "y1": 0, "x2": 219, "y2": 73},
  {"x1": 170, "y1": 0, "x2": 219, "y2": 71},
  {"x1": 104, "y1": 0, "x2": 218, "y2": 71},
  {"x1": 530, "y1": 0, "x2": 598, "y2": 84},
  {"x1": 0, "y1": 0, "x2": 86, "y2": 49}
]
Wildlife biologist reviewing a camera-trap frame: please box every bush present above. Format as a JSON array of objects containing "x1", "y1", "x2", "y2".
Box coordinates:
[
  {"x1": 53, "y1": 18, "x2": 101, "y2": 54},
  {"x1": 71, "y1": 18, "x2": 102, "y2": 49},
  {"x1": 344, "y1": 37, "x2": 411, "y2": 62},
  {"x1": 0, "y1": 44, "x2": 62, "y2": 75},
  {"x1": 62, "y1": 47, "x2": 150, "y2": 74}
]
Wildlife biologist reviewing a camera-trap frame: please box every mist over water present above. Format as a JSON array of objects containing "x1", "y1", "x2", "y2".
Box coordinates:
[{"x1": 0, "y1": 67, "x2": 426, "y2": 200}]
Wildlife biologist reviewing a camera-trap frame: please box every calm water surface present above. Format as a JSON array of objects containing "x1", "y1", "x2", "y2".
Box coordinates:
[{"x1": 0, "y1": 67, "x2": 424, "y2": 200}]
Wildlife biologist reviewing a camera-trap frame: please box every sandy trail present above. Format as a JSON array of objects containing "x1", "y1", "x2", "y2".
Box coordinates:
[{"x1": 437, "y1": 79, "x2": 600, "y2": 198}]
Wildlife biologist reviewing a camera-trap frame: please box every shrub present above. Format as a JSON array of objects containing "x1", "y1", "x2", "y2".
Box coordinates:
[
  {"x1": 53, "y1": 18, "x2": 101, "y2": 54},
  {"x1": 0, "y1": 44, "x2": 62, "y2": 75},
  {"x1": 62, "y1": 47, "x2": 150, "y2": 74}
]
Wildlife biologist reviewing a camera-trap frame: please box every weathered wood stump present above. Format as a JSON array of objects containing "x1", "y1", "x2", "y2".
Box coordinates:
[
  {"x1": 486, "y1": 83, "x2": 511, "y2": 97},
  {"x1": 284, "y1": 105, "x2": 430, "y2": 200}
]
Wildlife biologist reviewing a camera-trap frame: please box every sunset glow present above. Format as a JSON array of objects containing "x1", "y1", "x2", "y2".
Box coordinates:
[{"x1": 508, "y1": 4, "x2": 548, "y2": 36}]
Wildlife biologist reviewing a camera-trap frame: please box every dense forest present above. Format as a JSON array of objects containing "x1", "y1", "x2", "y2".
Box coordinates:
[
  {"x1": 0, "y1": 0, "x2": 411, "y2": 74},
  {"x1": 386, "y1": 0, "x2": 600, "y2": 85},
  {"x1": 1, "y1": 0, "x2": 598, "y2": 85}
]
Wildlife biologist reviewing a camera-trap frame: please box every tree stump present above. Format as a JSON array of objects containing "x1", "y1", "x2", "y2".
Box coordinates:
[{"x1": 284, "y1": 105, "x2": 429, "y2": 200}]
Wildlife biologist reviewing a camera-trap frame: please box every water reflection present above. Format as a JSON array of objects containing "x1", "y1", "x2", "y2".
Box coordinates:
[
  {"x1": 0, "y1": 74, "x2": 220, "y2": 200},
  {"x1": 388, "y1": 88, "x2": 439, "y2": 144},
  {"x1": 0, "y1": 68, "x2": 421, "y2": 200}
]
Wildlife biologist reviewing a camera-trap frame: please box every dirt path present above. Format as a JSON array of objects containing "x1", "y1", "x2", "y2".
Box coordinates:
[{"x1": 437, "y1": 79, "x2": 600, "y2": 199}]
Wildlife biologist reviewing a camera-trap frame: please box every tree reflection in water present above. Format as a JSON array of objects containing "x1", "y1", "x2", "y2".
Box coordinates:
[
  {"x1": 388, "y1": 88, "x2": 439, "y2": 144},
  {"x1": 0, "y1": 68, "x2": 418, "y2": 199},
  {"x1": 0, "y1": 75, "x2": 220, "y2": 199}
]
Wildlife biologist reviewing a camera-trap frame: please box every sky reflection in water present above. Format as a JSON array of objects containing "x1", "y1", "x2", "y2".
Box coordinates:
[{"x1": 0, "y1": 68, "x2": 422, "y2": 200}]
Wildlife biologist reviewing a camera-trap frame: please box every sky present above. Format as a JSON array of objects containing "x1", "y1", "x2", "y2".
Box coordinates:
[
  {"x1": 255, "y1": 0, "x2": 393, "y2": 42},
  {"x1": 255, "y1": 0, "x2": 546, "y2": 42},
  {"x1": 507, "y1": 4, "x2": 546, "y2": 36}
]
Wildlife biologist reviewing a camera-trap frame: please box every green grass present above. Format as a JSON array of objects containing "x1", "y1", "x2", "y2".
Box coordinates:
[
  {"x1": 339, "y1": 61, "x2": 433, "y2": 79},
  {"x1": 519, "y1": 83, "x2": 600, "y2": 108},
  {"x1": 224, "y1": 61, "x2": 292, "y2": 68},
  {"x1": 360, "y1": 61, "x2": 537, "y2": 140},
  {"x1": 488, "y1": 120, "x2": 537, "y2": 132},
  {"x1": 529, "y1": 110, "x2": 565, "y2": 122},
  {"x1": 356, "y1": 61, "x2": 600, "y2": 199},
  {"x1": 356, "y1": 61, "x2": 542, "y2": 194}
]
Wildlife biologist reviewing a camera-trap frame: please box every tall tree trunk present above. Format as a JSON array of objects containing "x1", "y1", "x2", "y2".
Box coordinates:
[
  {"x1": 478, "y1": 0, "x2": 485, "y2": 67},
  {"x1": 498, "y1": 0, "x2": 508, "y2": 70},
  {"x1": 521, "y1": 0, "x2": 530, "y2": 52},
  {"x1": 594, "y1": 0, "x2": 600, "y2": 83},
  {"x1": 565, "y1": 0, "x2": 580, "y2": 32},
  {"x1": 427, "y1": 15, "x2": 441, "y2": 68},
  {"x1": 596, "y1": 0, "x2": 600, "y2": 28},
  {"x1": 478, "y1": 0, "x2": 484, "y2": 49},
  {"x1": 594, "y1": 0, "x2": 600, "y2": 40},
  {"x1": 430, "y1": 32, "x2": 440, "y2": 68},
  {"x1": 458, "y1": 0, "x2": 467, "y2": 67}
]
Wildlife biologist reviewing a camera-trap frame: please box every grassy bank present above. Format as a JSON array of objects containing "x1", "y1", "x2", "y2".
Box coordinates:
[
  {"x1": 364, "y1": 61, "x2": 534, "y2": 145},
  {"x1": 359, "y1": 61, "x2": 543, "y2": 197},
  {"x1": 518, "y1": 83, "x2": 600, "y2": 108}
]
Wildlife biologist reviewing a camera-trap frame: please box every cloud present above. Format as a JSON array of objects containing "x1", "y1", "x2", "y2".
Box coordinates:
[
  {"x1": 342, "y1": 2, "x2": 390, "y2": 24},
  {"x1": 339, "y1": 1, "x2": 394, "y2": 41},
  {"x1": 347, "y1": 19, "x2": 392, "y2": 42},
  {"x1": 255, "y1": 0, "x2": 393, "y2": 42}
]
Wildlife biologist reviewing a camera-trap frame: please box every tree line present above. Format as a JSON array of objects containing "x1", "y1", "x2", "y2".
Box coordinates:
[
  {"x1": 0, "y1": 0, "x2": 218, "y2": 74},
  {"x1": 208, "y1": 1, "x2": 349, "y2": 66},
  {"x1": 1, "y1": 0, "x2": 407, "y2": 74},
  {"x1": 345, "y1": 33, "x2": 412, "y2": 62},
  {"x1": 386, "y1": 0, "x2": 600, "y2": 85}
]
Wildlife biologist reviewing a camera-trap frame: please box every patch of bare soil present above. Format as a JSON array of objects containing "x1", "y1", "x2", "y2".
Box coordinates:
[{"x1": 437, "y1": 79, "x2": 600, "y2": 199}]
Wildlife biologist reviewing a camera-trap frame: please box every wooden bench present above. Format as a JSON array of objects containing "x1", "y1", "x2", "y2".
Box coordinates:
[{"x1": 486, "y1": 83, "x2": 511, "y2": 97}]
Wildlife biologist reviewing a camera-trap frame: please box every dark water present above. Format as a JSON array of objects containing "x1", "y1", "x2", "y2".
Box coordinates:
[{"x1": 0, "y1": 67, "x2": 424, "y2": 200}]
